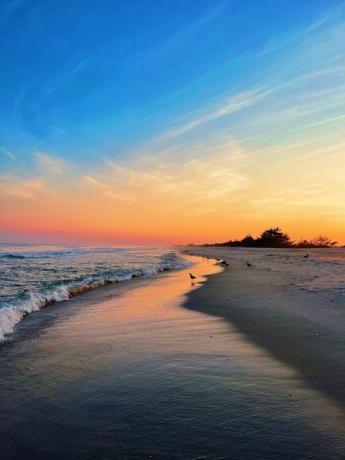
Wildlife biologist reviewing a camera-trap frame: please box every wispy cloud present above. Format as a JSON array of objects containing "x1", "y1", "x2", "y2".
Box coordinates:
[
  {"x1": 0, "y1": 175, "x2": 44, "y2": 199},
  {"x1": 141, "y1": 2, "x2": 228, "y2": 64},
  {"x1": 301, "y1": 114, "x2": 345, "y2": 130},
  {"x1": 34, "y1": 152, "x2": 66, "y2": 175},
  {"x1": 157, "y1": 86, "x2": 273, "y2": 142},
  {"x1": 82, "y1": 144, "x2": 250, "y2": 210},
  {"x1": 0, "y1": 146, "x2": 15, "y2": 160},
  {"x1": 257, "y1": 12, "x2": 332, "y2": 57}
]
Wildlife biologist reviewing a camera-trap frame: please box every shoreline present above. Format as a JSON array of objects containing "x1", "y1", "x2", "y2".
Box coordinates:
[
  {"x1": 183, "y1": 246, "x2": 345, "y2": 411},
  {"x1": 0, "y1": 253, "x2": 221, "y2": 347},
  {"x1": 0, "y1": 251, "x2": 194, "y2": 343},
  {"x1": 2, "y1": 252, "x2": 345, "y2": 458}
]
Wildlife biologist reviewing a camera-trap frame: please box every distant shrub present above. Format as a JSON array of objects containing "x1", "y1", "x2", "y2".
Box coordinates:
[
  {"x1": 201, "y1": 227, "x2": 337, "y2": 248},
  {"x1": 310, "y1": 235, "x2": 337, "y2": 248},
  {"x1": 256, "y1": 227, "x2": 292, "y2": 248}
]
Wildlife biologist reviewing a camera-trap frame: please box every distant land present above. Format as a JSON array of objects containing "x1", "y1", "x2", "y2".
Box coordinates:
[{"x1": 190, "y1": 227, "x2": 340, "y2": 249}]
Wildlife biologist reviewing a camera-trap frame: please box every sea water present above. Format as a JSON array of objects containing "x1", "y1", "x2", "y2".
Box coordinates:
[{"x1": 0, "y1": 244, "x2": 190, "y2": 340}]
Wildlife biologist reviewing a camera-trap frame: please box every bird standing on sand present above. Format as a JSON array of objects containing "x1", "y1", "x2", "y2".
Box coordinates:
[
  {"x1": 189, "y1": 273, "x2": 196, "y2": 280},
  {"x1": 246, "y1": 262, "x2": 252, "y2": 267}
]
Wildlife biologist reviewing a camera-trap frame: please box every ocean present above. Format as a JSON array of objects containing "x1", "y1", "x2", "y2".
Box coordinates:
[{"x1": 0, "y1": 244, "x2": 190, "y2": 341}]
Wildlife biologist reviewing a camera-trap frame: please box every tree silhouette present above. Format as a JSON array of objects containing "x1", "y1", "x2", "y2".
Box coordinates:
[
  {"x1": 241, "y1": 235, "x2": 256, "y2": 246},
  {"x1": 256, "y1": 227, "x2": 292, "y2": 248},
  {"x1": 201, "y1": 227, "x2": 337, "y2": 248},
  {"x1": 311, "y1": 235, "x2": 337, "y2": 248},
  {"x1": 295, "y1": 239, "x2": 313, "y2": 248}
]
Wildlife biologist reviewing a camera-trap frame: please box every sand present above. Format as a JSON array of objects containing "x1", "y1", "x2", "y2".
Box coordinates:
[
  {"x1": 184, "y1": 246, "x2": 345, "y2": 410},
  {"x1": 2, "y1": 253, "x2": 345, "y2": 459}
]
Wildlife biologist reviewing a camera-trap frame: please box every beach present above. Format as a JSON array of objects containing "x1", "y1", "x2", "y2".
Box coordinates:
[
  {"x1": 185, "y1": 247, "x2": 345, "y2": 409},
  {"x1": 2, "y1": 1, "x2": 345, "y2": 458},
  {"x1": 1, "y1": 250, "x2": 345, "y2": 459}
]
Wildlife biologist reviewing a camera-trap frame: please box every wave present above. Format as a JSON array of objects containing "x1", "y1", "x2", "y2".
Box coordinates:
[
  {"x1": 1, "y1": 254, "x2": 26, "y2": 259},
  {"x1": 0, "y1": 247, "x2": 128, "y2": 259},
  {"x1": 0, "y1": 252, "x2": 191, "y2": 341}
]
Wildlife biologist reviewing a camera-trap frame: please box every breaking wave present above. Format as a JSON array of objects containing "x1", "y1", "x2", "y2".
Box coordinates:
[{"x1": 0, "y1": 251, "x2": 191, "y2": 341}]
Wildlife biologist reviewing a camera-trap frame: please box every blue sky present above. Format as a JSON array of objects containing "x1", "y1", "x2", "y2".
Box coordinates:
[
  {"x1": 0, "y1": 0, "x2": 342, "y2": 164},
  {"x1": 1, "y1": 0, "x2": 345, "y2": 243}
]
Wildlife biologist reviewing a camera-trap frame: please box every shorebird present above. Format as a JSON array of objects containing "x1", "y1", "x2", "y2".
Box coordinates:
[
  {"x1": 246, "y1": 262, "x2": 252, "y2": 267},
  {"x1": 303, "y1": 253, "x2": 309, "y2": 259},
  {"x1": 189, "y1": 273, "x2": 196, "y2": 280}
]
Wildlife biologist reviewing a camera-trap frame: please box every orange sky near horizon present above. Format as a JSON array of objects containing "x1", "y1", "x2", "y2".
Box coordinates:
[{"x1": 1, "y1": 144, "x2": 344, "y2": 245}]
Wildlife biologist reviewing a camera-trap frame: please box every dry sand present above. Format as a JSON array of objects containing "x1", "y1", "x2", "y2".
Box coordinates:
[{"x1": 184, "y1": 246, "x2": 345, "y2": 410}]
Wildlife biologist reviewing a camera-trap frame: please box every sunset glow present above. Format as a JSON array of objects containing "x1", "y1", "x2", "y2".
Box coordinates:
[{"x1": 1, "y1": 1, "x2": 345, "y2": 244}]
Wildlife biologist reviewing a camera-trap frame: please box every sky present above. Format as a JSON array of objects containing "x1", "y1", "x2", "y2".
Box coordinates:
[{"x1": 0, "y1": 0, "x2": 345, "y2": 245}]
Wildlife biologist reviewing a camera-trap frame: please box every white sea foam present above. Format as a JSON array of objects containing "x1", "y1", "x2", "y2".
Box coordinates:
[{"x1": 0, "y1": 250, "x2": 191, "y2": 341}]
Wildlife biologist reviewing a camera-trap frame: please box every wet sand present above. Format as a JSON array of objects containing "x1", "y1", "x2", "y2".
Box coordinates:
[
  {"x1": 185, "y1": 247, "x2": 345, "y2": 411},
  {"x1": 1, "y1": 255, "x2": 345, "y2": 459}
]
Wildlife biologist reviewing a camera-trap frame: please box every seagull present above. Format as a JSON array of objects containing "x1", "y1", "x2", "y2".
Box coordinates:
[
  {"x1": 303, "y1": 253, "x2": 309, "y2": 259},
  {"x1": 189, "y1": 273, "x2": 196, "y2": 280},
  {"x1": 246, "y1": 262, "x2": 252, "y2": 267}
]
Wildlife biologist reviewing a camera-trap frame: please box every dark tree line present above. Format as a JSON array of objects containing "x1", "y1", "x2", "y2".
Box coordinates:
[{"x1": 200, "y1": 227, "x2": 337, "y2": 248}]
